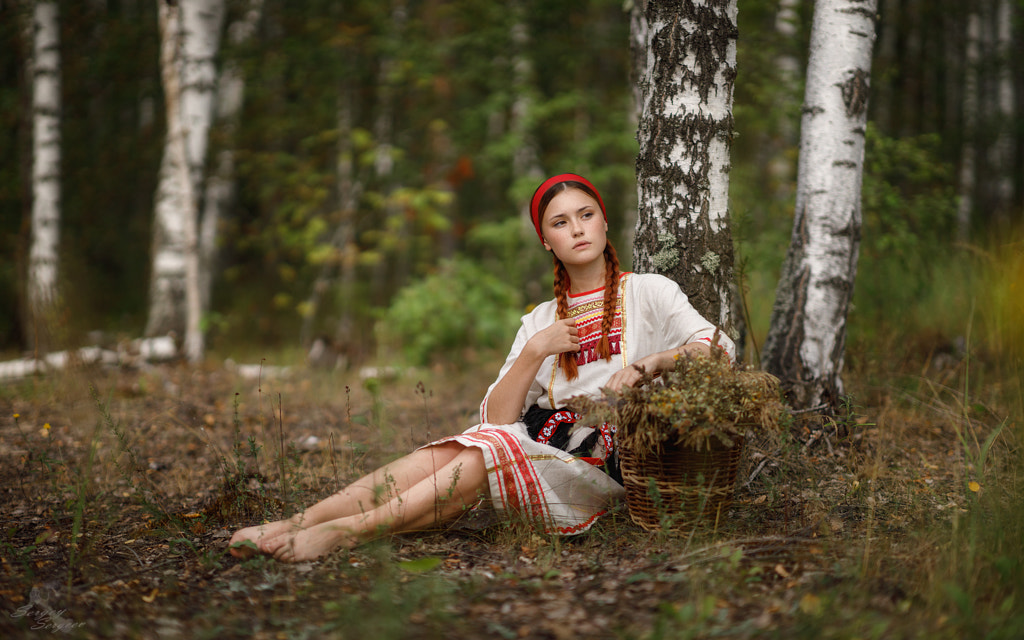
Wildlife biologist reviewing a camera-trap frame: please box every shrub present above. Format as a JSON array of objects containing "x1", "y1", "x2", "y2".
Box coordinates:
[{"x1": 376, "y1": 256, "x2": 524, "y2": 366}]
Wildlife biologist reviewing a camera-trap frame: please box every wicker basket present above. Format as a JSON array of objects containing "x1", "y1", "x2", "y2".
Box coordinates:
[{"x1": 619, "y1": 431, "x2": 745, "y2": 532}]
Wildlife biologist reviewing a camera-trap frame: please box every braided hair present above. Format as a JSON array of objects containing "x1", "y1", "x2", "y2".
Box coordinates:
[{"x1": 538, "y1": 181, "x2": 621, "y2": 381}]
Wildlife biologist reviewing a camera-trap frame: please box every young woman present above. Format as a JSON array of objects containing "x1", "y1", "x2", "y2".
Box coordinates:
[{"x1": 229, "y1": 173, "x2": 734, "y2": 562}]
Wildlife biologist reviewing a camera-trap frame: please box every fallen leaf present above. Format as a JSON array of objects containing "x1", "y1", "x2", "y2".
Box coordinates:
[
  {"x1": 799, "y1": 593, "x2": 822, "y2": 616},
  {"x1": 141, "y1": 589, "x2": 158, "y2": 603},
  {"x1": 968, "y1": 481, "x2": 980, "y2": 492},
  {"x1": 774, "y1": 564, "x2": 791, "y2": 579},
  {"x1": 398, "y1": 556, "x2": 443, "y2": 573}
]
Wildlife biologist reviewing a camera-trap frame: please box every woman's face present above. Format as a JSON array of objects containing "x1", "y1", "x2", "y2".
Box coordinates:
[{"x1": 540, "y1": 188, "x2": 608, "y2": 267}]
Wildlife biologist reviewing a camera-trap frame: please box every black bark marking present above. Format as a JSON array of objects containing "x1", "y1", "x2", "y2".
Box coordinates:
[
  {"x1": 840, "y1": 68, "x2": 870, "y2": 118},
  {"x1": 635, "y1": 0, "x2": 737, "y2": 332}
]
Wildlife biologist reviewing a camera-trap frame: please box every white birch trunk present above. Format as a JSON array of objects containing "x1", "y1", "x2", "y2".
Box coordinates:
[
  {"x1": 27, "y1": 1, "x2": 62, "y2": 349},
  {"x1": 627, "y1": 1, "x2": 649, "y2": 252},
  {"x1": 155, "y1": 2, "x2": 200, "y2": 359},
  {"x1": 956, "y1": 9, "x2": 979, "y2": 242},
  {"x1": 509, "y1": 0, "x2": 543, "y2": 241},
  {"x1": 633, "y1": 0, "x2": 739, "y2": 340},
  {"x1": 991, "y1": 0, "x2": 1014, "y2": 225},
  {"x1": 332, "y1": 87, "x2": 361, "y2": 356},
  {"x1": 371, "y1": 0, "x2": 407, "y2": 297},
  {"x1": 199, "y1": 0, "x2": 262, "y2": 311},
  {"x1": 775, "y1": 0, "x2": 801, "y2": 95},
  {"x1": 146, "y1": 0, "x2": 224, "y2": 351},
  {"x1": 762, "y1": 0, "x2": 878, "y2": 411},
  {"x1": 769, "y1": 0, "x2": 801, "y2": 197}
]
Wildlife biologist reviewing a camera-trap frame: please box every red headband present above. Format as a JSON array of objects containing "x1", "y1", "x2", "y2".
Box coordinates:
[{"x1": 529, "y1": 173, "x2": 607, "y2": 243}]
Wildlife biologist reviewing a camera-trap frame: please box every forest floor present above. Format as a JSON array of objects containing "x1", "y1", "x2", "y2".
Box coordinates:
[{"x1": 0, "y1": 348, "x2": 1019, "y2": 639}]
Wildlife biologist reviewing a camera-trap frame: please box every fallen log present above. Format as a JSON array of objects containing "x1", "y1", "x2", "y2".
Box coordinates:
[{"x1": 0, "y1": 335, "x2": 179, "y2": 382}]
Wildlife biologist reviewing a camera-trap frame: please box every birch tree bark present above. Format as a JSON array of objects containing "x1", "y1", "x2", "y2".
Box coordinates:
[
  {"x1": 26, "y1": 0, "x2": 62, "y2": 351},
  {"x1": 199, "y1": 0, "x2": 262, "y2": 312},
  {"x1": 769, "y1": 0, "x2": 801, "y2": 199},
  {"x1": 155, "y1": 1, "x2": 201, "y2": 361},
  {"x1": 632, "y1": 0, "x2": 740, "y2": 344},
  {"x1": 761, "y1": 0, "x2": 878, "y2": 412},
  {"x1": 509, "y1": 0, "x2": 542, "y2": 201},
  {"x1": 369, "y1": 0, "x2": 407, "y2": 302},
  {"x1": 508, "y1": 0, "x2": 547, "y2": 267},
  {"x1": 956, "y1": 8, "x2": 979, "y2": 242},
  {"x1": 146, "y1": 0, "x2": 225, "y2": 354},
  {"x1": 990, "y1": 0, "x2": 1014, "y2": 227}
]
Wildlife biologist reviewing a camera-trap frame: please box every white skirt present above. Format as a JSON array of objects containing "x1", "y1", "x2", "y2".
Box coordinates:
[{"x1": 430, "y1": 422, "x2": 625, "y2": 534}]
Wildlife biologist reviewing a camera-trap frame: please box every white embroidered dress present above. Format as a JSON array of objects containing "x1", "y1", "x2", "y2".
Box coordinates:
[{"x1": 437, "y1": 272, "x2": 735, "y2": 534}]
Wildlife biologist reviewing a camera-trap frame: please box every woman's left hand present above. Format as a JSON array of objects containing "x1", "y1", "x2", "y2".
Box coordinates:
[
  {"x1": 603, "y1": 362, "x2": 648, "y2": 392},
  {"x1": 604, "y1": 351, "x2": 668, "y2": 392},
  {"x1": 603, "y1": 342, "x2": 712, "y2": 393}
]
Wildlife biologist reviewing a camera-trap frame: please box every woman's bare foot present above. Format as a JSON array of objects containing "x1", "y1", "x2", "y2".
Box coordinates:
[
  {"x1": 228, "y1": 518, "x2": 305, "y2": 559},
  {"x1": 264, "y1": 521, "x2": 360, "y2": 563}
]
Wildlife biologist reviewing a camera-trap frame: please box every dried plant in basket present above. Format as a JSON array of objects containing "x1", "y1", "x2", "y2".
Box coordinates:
[{"x1": 569, "y1": 347, "x2": 786, "y2": 454}]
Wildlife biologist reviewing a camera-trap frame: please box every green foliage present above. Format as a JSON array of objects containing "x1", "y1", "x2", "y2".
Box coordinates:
[
  {"x1": 320, "y1": 544, "x2": 456, "y2": 639},
  {"x1": 862, "y1": 126, "x2": 958, "y2": 259},
  {"x1": 930, "y1": 387, "x2": 1024, "y2": 638},
  {"x1": 853, "y1": 126, "x2": 959, "y2": 338},
  {"x1": 465, "y1": 217, "x2": 549, "y2": 298},
  {"x1": 3, "y1": 0, "x2": 1018, "y2": 366},
  {"x1": 376, "y1": 256, "x2": 523, "y2": 367}
]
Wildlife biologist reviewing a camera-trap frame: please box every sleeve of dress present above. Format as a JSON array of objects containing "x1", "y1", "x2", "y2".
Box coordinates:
[
  {"x1": 478, "y1": 316, "x2": 547, "y2": 424},
  {"x1": 642, "y1": 274, "x2": 736, "y2": 360}
]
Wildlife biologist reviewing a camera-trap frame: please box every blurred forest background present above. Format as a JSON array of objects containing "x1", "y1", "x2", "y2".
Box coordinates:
[{"x1": 1, "y1": 0, "x2": 1022, "y2": 371}]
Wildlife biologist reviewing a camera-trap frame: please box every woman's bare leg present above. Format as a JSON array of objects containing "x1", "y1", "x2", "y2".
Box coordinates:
[
  {"x1": 229, "y1": 442, "x2": 467, "y2": 557},
  {"x1": 264, "y1": 446, "x2": 488, "y2": 562}
]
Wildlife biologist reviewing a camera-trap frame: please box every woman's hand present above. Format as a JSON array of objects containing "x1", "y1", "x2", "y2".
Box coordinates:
[
  {"x1": 603, "y1": 342, "x2": 712, "y2": 392},
  {"x1": 603, "y1": 362, "x2": 648, "y2": 392},
  {"x1": 526, "y1": 318, "x2": 580, "y2": 358},
  {"x1": 482, "y1": 318, "x2": 579, "y2": 425}
]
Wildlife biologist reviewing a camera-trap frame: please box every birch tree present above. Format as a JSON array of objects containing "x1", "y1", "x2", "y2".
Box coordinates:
[
  {"x1": 761, "y1": 0, "x2": 878, "y2": 412},
  {"x1": 956, "y1": 8, "x2": 979, "y2": 242},
  {"x1": 146, "y1": 0, "x2": 225, "y2": 359},
  {"x1": 369, "y1": 0, "x2": 408, "y2": 301},
  {"x1": 199, "y1": 0, "x2": 262, "y2": 312},
  {"x1": 632, "y1": 0, "x2": 740, "y2": 344},
  {"x1": 155, "y1": 1, "x2": 201, "y2": 362},
  {"x1": 990, "y1": 0, "x2": 1014, "y2": 227},
  {"x1": 509, "y1": 0, "x2": 543, "y2": 207},
  {"x1": 26, "y1": 0, "x2": 61, "y2": 351}
]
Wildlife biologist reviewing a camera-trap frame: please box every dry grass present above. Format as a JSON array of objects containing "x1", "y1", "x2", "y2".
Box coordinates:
[
  {"x1": 2, "y1": 230, "x2": 1022, "y2": 638},
  {"x1": 0, "y1": 338, "x2": 1019, "y2": 639}
]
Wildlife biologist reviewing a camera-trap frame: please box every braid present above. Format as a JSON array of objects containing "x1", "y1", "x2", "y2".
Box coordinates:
[
  {"x1": 596, "y1": 243, "x2": 620, "y2": 361},
  {"x1": 553, "y1": 257, "x2": 579, "y2": 381}
]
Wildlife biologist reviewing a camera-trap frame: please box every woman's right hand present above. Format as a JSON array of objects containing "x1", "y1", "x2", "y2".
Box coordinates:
[
  {"x1": 482, "y1": 318, "x2": 579, "y2": 425},
  {"x1": 527, "y1": 318, "x2": 580, "y2": 358}
]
